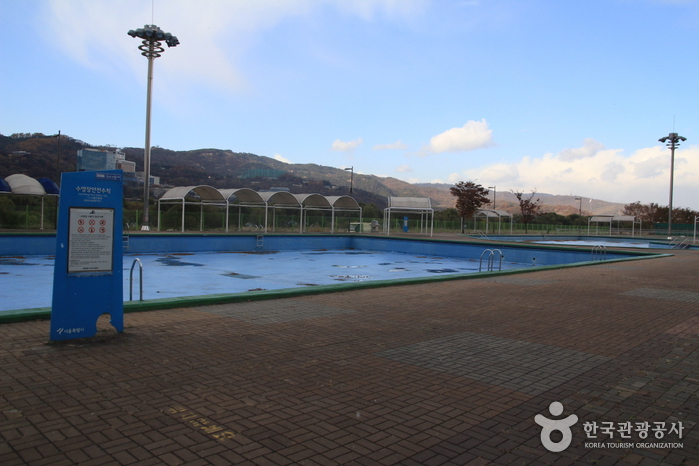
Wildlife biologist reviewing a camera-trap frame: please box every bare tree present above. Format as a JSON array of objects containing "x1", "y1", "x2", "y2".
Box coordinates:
[
  {"x1": 450, "y1": 181, "x2": 490, "y2": 233},
  {"x1": 513, "y1": 189, "x2": 542, "y2": 233}
]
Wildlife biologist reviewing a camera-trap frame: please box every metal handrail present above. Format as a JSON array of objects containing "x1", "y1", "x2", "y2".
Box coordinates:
[
  {"x1": 591, "y1": 245, "x2": 607, "y2": 261},
  {"x1": 474, "y1": 230, "x2": 489, "y2": 239},
  {"x1": 673, "y1": 239, "x2": 689, "y2": 249},
  {"x1": 129, "y1": 258, "x2": 143, "y2": 301},
  {"x1": 479, "y1": 248, "x2": 503, "y2": 272}
]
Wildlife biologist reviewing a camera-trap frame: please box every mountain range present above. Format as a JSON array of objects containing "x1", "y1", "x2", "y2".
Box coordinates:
[{"x1": 0, "y1": 132, "x2": 625, "y2": 214}]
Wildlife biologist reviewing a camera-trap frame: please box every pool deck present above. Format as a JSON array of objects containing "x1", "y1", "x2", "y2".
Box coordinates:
[{"x1": 1, "y1": 234, "x2": 698, "y2": 465}]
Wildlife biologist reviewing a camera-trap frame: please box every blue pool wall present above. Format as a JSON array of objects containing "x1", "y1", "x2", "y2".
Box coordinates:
[{"x1": 1, "y1": 233, "x2": 646, "y2": 266}]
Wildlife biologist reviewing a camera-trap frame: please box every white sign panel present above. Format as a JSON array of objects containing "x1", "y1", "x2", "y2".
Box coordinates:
[{"x1": 68, "y1": 208, "x2": 114, "y2": 273}]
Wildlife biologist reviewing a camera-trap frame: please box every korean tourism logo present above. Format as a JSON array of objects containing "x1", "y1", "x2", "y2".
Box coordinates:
[
  {"x1": 534, "y1": 402, "x2": 578, "y2": 452},
  {"x1": 534, "y1": 402, "x2": 684, "y2": 452}
]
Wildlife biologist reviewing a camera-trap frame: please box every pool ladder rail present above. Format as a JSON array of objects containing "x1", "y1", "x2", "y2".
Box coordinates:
[
  {"x1": 479, "y1": 249, "x2": 503, "y2": 272},
  {"x1": 669, "y1": 237, "x2": 690, "y2": 249},
  {"x1": 591, "y1": 245, "x2": 607, "y2": 261},
  {"x1": 129, "y1": 258, "x2": 143, "y2": 301}
]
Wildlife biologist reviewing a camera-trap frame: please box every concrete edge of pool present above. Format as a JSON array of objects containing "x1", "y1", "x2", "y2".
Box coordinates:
[{"x1": 0, "y1": 251, "x2": 672, "y2": 325}]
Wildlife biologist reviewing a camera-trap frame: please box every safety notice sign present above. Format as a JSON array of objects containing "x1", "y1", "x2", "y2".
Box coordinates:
[{"x1": 68, "y1": 207, "x2": 114, "y2": 273}]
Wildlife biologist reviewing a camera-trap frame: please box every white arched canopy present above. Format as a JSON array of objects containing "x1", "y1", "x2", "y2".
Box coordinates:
[
  {"x1": 474, "y1": 209, "x2": 513, "y2": 234},
  {"x1": 5, "y1": 174, "x2": 59, "y2": 230},
  {"x1": 588, "y1": 215, "x2": 640, "y2": 236},
  {"x1": 154, "y1": 186, "x2": 362, "y2": 233},
  {"x1": 221, "y1": 188, "x2": 266, "y2": 232},
  {"x1": 259, "y1": 191, "x2": 302, "y2": 232},
  {"x1": 157, "y1": 185, "x2": 228, "y2": 232},
  {"x1": 383, "y1": 197, "x2": 434, "y2": 237}
]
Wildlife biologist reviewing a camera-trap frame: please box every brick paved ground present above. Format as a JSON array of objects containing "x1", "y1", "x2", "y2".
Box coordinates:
[{"x1": 1, "y1": 244, "x2": 698, "y2": 465}]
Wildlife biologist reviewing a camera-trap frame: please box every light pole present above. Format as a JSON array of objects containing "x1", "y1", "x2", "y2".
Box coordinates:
[
  {"x1": 575, "y1": 197, "x2": 582, "y2": 216},
  {"x1": 658, "y1": 132, "x2": 686, "y2": 237},
  {"x1": 488, "y1": 186, "x2": 496, "y2": 209},
  {"x1": 344, "y1": 166, "x2": 354, "y2": 194},
  {"x1": 55, "y1": 131, "x2": 61, "y2": 186},
  {"x1": 128, "y1": 24, "x2": 179, "y2": 230}
]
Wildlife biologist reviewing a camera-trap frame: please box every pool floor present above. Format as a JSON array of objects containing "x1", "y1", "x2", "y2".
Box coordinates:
[{"x1": 0, "y1": 249, "x2": 533, "y2": 312}]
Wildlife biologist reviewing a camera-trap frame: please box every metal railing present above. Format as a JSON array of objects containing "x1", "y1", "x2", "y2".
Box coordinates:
[
  {"x1": 129, "y1": 258, "x2": 143, "y2": 301},
  {"x1": 591, "y1": 245, "x2": 607, "y2": 261},
  {"x1": 669, "y1": 237, "x2": 690, "y2": 249},
  {"x1": 479, "y1": 249, "x2": 503, "y2": 272}
]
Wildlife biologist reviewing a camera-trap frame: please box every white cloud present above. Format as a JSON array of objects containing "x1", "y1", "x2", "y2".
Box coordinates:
[
  {"x1": 454, "y1": 139, "x2": 699, "y2": 208},
  {"x1": 395, "y1": 165, "x2": 413, "y2": 173},
  {"x1": 42, "y1": 0, "x2": 428, "y2": 97},
  {"x1": 274, "y1": 153, "x2": 292, "y2": 164},
  {"x1": 558, "y1": 138, "x2": 605, "y2": 161},
  {"x1": 331, "y1": 137, "x2": 363, "y2": 152},
  {"x1": 427, "y1": 119, "x2": 494, "y2": 154},
  {"x1": 374, "y1": 140, "x2": 408, "y2": 150}
]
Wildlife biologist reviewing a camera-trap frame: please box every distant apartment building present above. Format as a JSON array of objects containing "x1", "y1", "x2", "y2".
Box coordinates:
[
  {"x1": 134, "y1": 172, "x2": 161, "y2": 186},
  {"x1": 76, "y1": 149, "x2": 153, "y2": 184},
  {"x1": 77, "y1": 149, "x2": 119, "y2": 171}
]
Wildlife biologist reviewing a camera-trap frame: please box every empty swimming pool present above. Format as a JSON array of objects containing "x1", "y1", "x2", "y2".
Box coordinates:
[
  {"x1": 0, "y1": 234, "x2": 664, "y2": 314},
  {"x1": 477, "y1": 235, "x2": 698, "y2": 249}
]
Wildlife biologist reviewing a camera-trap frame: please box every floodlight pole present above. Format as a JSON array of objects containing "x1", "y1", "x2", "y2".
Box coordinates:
[
  {"x1": 55, "y1": 130, "x2": 61, "y2": 186},
  {"x1": 128, "y1": 24, "x2": 179, "y2": 231},
  {"x1": 575, "y1": 197, "x2": 582, "y2": 216},
  {"x1": 488, "y1": 186, "x2": 496, "y2": 209},
  {"x1": 344, "y1": 166, "x2": 354, "y2": 193},
  {"x1": 658, "y1": 132, "x2": 686, "y2": 237}
]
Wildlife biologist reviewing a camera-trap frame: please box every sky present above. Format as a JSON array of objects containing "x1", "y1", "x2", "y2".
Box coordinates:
[{"x1": 1, "y1": 0, "x2": 698, "y2": 209}]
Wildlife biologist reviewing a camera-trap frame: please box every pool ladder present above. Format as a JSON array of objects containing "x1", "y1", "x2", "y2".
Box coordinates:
[
  {"x1": 256, "y1": 235, "x2": 264, "y2": 249},
  {"x1": 591, "y1": 245, "x2": 607, "y2": 261},
  {"x1": 474, "y1": 230, "x2": 489, "y2": 239},
  {"x1": 479, "y1": 249, "x2": 503, "y2": 272},
  {"x1": 669, "y1": 237, "x2": 690, "y2": 249},
  {"x1": 129, "y1": 258, "x2": 143, "y2": 301}
]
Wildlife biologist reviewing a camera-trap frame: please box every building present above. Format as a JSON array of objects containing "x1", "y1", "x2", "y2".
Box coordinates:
[
  {"x1": 135, "y1": 172, "x2": 161, "y2": 186},
  {"x1": 77, "y1": 149, "x2": 119, "y2": 171}
]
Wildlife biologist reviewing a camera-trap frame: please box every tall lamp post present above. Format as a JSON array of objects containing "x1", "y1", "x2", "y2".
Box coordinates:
[
  {"x1": 344, "y1": 166, "x2": 354, "y2": 194},
  {"x1": 658, "y1": 132, "x2": 686, "y2": 237},
  {"x1": 575, "y1": 197, "x2": 582, "y2": 216},
  {"x1": 488, "y1": 186, "x2": 496, "y2": 209},
  {"x1": 128, "y1": 24, "x2": 179, "y2": 230}
]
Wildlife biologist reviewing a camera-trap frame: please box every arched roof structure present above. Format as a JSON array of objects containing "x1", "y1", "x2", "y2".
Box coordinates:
[
  {"x1": 220, "y1": 188, "x2": 265, "y2": 205},
  {"x1": 160, "y1": 185, "x2": 226, "y2": 202},
  {"x1": 155, "y1": 185, "x2": 362, "y2": 233},
  {"x1": 588, "y1": 215, "x2": 640, "y2": 236},
  {"x1": 475, "y1": 209, "x2": 513, "y2": 234},
  {"x1": 3, "y1": 174, "x2": 60, "y2": 230},
  {"x1": 383, "y1": 196, "x2": 434, "y2": 237},
  {"x1": 5, "y1": 174, "x2": 49, "y2": 195}
]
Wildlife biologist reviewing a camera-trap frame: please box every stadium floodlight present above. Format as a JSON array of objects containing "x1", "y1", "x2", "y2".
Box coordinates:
[
  {"x1": 128, "y1": 24, "x2": 179, "y2": 231},
  {"x1": 658, "y1": 132, "x2": 686, "y2": 237}
]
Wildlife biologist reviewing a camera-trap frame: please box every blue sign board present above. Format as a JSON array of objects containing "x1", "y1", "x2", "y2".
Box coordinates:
[{"x1": 50, "y1": 170, "x2": 124, "y2": 341}]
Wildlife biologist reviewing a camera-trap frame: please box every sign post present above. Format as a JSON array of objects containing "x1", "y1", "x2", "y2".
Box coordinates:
[{"x1": 50, "y1": 170, "x2": 124, "y2": 341}]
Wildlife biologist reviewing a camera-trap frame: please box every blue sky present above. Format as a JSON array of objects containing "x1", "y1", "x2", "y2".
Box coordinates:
[{"x1": 1, "y1": 0, "x2": 698, "y2": 209}]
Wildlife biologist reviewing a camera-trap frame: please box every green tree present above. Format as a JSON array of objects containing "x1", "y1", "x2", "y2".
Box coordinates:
[
  {"x1": 450, "y1": 181, "x2": 490, "y2": 233},
  {"x1": 513, "y1": 190, "x2": 542, "y2": 233}
]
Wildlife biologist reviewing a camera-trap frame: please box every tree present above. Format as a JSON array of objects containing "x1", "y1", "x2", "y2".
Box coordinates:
[
  {"x1": 513, "y1": 190, "x2": 542, "y2": 233},
  {"x1": 450, "y1": 181, "x2": 490, "y2": 233}
]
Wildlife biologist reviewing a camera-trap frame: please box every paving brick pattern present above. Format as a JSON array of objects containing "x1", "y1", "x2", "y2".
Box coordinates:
[
  {"x1": 622, "y1": 288, "x2": 699, "y2": 304},
  {"x1": 482, "y1": 277, "x2": 560, "y2": 286},
  {"x1": 377, "y1": 332, "x2": 611, "y2": 396},
  {"x1": 197, "y1": 301, "x2": 355, "y2": 325},
  {"x1": 1, "y1": 239, "x2": 698, "y2": 465}
]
